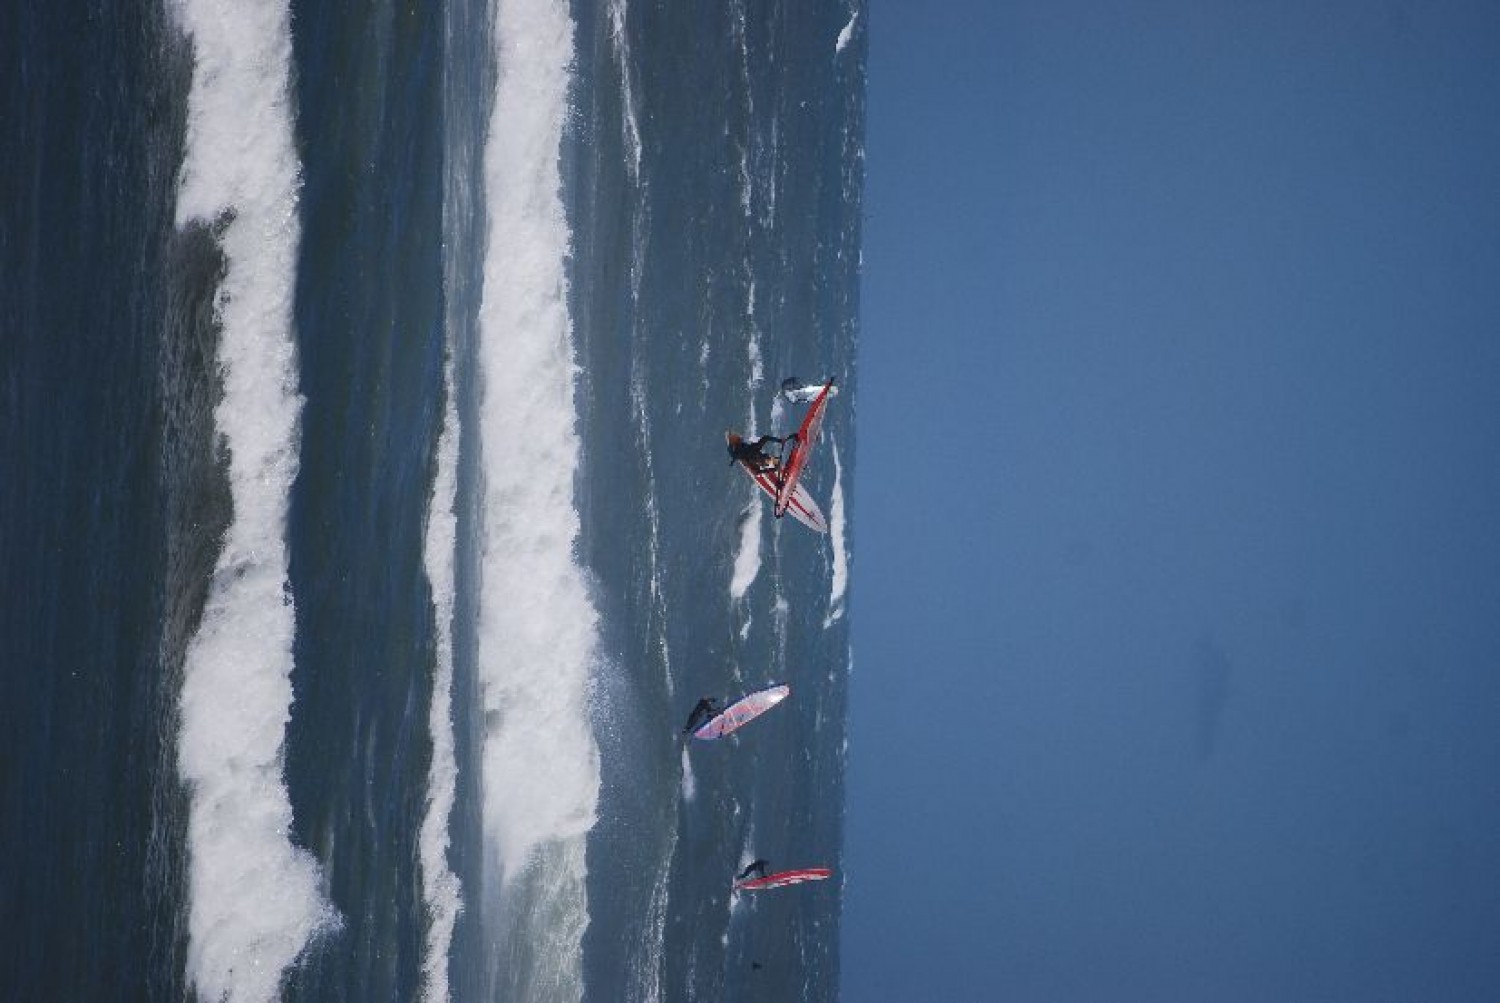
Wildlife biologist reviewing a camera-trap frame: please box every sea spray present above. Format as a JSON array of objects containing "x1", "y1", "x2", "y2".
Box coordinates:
[{"x1": 171, "y1": 0, "x2": 337, "y2": 998}]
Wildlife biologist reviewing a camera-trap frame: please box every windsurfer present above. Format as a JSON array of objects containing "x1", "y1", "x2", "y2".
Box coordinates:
[
  {"x1": 726, "y1": 432, "x2": 783, "y2": 473},
  {"x1": 736, "y1": 859, "x2": 770, "y2": 882},
  {"x1": 683, "y1": 697, "x2": 721, "y2": 734}
]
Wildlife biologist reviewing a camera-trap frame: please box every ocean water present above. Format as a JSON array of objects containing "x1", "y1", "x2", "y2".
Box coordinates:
[{"x1": 1, "y1": 0, "x2": 863, "y2": 1000}]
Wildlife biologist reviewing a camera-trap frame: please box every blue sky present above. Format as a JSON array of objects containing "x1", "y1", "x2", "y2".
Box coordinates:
[{"x1": 845, "y1": 3, "x2": 1500, "y2": 999}]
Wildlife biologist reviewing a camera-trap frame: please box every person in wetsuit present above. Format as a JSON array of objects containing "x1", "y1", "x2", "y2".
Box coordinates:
[
  {"x1": 736, "y1": 859, "x2": 770, "y2": 882},
  {"x1": 683, "y1": 697, "x2": 722, "y2": 734},
  {"x1": 726, "y1": 432, "x2": 784, "y2": 474}
]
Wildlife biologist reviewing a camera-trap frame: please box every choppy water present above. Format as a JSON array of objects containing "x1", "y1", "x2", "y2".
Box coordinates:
[{"x1": 2, "y1": 0, "x2": 862, "y2": 999}]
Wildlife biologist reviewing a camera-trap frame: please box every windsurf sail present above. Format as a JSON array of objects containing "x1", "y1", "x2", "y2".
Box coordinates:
[
  {"x1": 734, "y1": 866, "x2": 833, "y2": 892},
  {"x1": 774, "y1": 379, "x2": 835, "y2": 519},
  {"x1": 728, "y1": 431, "x2": 827, "y2": 533},
  {"x1": 693, "y1": 684, "x2": 790, "y2": 741}
]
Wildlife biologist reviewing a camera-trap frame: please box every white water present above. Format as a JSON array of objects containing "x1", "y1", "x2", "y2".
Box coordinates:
[
  {"x1": 729, "y1": 499, "x2": 763, "y2": 600},
  {"x1": 772, "y1": 594, "x2": 792, "y2": 678},
  {"x1": 626, "y1": 825, "x2": 677, "y2": 1003},
  {"x1": 729, "y1": 294, "x2": 766, "y2": 601},
  {"x1": 825, "y1": 440, "x2": 849, "y2": 626},
  {"x1": 732, "y1": 2, "x2": 755, "y2": 220},
  {"x1": 607, "y1": 0, "x2": 642, "y2": 186},
  {"x1": 630, "y1": 359, "x2": 673, "y2": 697},
  {"x1": 836, "y1": 12, "x2": 859, "y2": 55},
  {"x1": 171, "y1": 0, "x2": 337, "y2": 999},
  {"x1": 475, "y1": 0, "x2": 600, "y2": 994},
  {"x1": 418, "y1": 358, "x2": 463, "y2": 1003},
  {"x1": 679, "y1": 744, "x2": 696, "y2": 802},
  {"x1": 612, "y1": 3, "x2": 672, "y2": 699}
]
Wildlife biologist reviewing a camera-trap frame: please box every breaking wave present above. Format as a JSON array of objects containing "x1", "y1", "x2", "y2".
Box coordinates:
[
  {"x1": 419, "y1": 355, "x2": 463, "y2": 1003},
  {"x1": 473, "y1": 0, "x2": 600, "y2": 995},
  {"x1": 171, "y1": 0, "x2": 338, "y2": 999}
]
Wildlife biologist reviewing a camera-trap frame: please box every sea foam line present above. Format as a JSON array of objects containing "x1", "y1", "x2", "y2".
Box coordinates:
[
  {"x1": 171, "y1": 0, "x2": 337, "y2": 999},
  {"x1": 836, "y1": 11, "x2": 859, "y2": 55},
  {"x1": 627, "y1": 824, "x2": 676, "y2": 1003},
  {"x1": 629, "y1": 359, "x2": 675, "y2": 696},
  {"x1": 418, "y1": 356, "x2": 462, "y2": 1003},
  {"x1": 732, "y1": 1, "x2": 754, "y2": 219},
  {"x1": 729, "y1": 289, "x2": 765, "y2": 602},
  {"x1": 825, "y1": 439, "x2": 849, "y2": 626},
  {"x1": 614, "y1": 52, "x2": 672, "y2": 697},
  {"x1": 729, "y1": 498, "x2": 763, "y2": 602},
  {"x1": 475, "y1": 0, "x2": 599, "y2": 990},
  {"x1": 607, "y1": 0, "x2": 642, "y2": 185}
]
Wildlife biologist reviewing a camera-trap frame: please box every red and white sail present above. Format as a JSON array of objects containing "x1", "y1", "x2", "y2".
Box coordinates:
[{"x1": 774, "y1": 379, "x2": 835, "y2": 520}]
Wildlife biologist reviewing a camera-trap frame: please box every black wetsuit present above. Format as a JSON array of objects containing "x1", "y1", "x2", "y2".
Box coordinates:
[
  {"x1": 736, "y1": 859, "x2": 770, "y2": 882},
  {"x1": 683, "y1": 698, "x2": 720, "y2": 733},
  {"x1": 728, "y1": 435, "x2": 783, "y2": 471}
]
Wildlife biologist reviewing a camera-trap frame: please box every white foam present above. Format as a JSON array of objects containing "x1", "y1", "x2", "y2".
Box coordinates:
[
  {"x1": 630, "y1": 363, "x2": 672, "y2": 696},
  {"x1": 836, "y1": 12, "x2": 859, "y2": 55},
  {"x1": 764, "y1": 118, "x2": 780, "y2": 221},
  {"x1": 171, "y1": 0, "x2": 338, "y2": 998},
  {"x1": 747, "y1": 325, "x2": 764, "y2": 387},
  {"x1": 418, "y1": 357, "x2": 463, "y2": 1003},
  {"x1": 474, "y1": 0, "x2": 599, "y2": 980},
  {"x1": 731, "y1": 316, "x2": 766, "y2": 602},
  {"x1": 772, "y1": 595, "x2": 791, "y2": 669},
  {"x1": 679, "y1": 744, "x2": 696, "y2": 802},
  {"x1": 729, "y1": 2, "x2": 755, "y2": 221},
  {"x1": 626, "y1": 826, "x2": 676, "y2": 1002},
  {"x1": 729, "y1": 499, "x2": 762, "y2": 600},
  {"x1": 738, "y1": 144, "x2": 753, "y2": 219},
  {"x1": 607, "y1": 0, "x2": 642, "y2": 185},
  {"x1": 824, "y1": 439, "x2": 849, "y2": 627}
]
